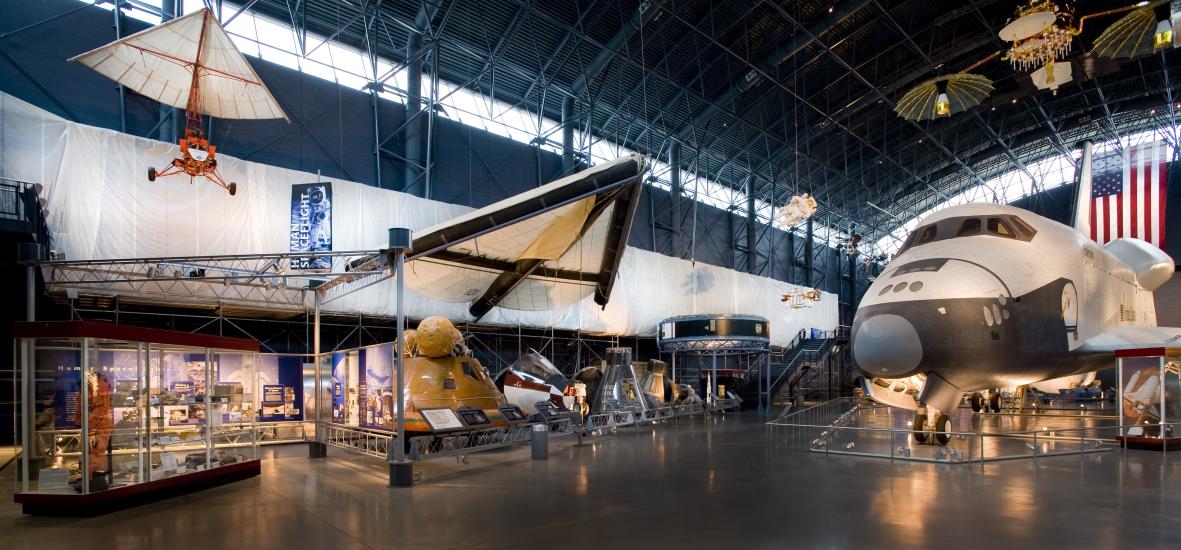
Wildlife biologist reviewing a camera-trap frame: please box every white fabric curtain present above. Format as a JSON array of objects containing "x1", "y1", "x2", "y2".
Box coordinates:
[{"x1": 0, "y1": 93, "x2": 838, "y2": 345}]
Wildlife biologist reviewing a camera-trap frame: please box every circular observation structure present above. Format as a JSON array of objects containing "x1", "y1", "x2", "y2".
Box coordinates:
[
  {"x1": 657, "y1": 314, "x2": 772, "y2": 411},
  {"x1": 657, "y1": 314, "x2": 771, "y2": 355}
]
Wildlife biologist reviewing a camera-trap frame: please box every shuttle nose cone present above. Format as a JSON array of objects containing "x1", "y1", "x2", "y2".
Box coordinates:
[{"x1": 853, "y1": 314, "x2": 922, "y2": 377}]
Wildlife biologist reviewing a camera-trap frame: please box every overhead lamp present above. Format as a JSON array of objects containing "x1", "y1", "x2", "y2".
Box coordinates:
[
  {"x1": 935, "y1": 92, "x2": 951, "y2": 116},
  {"x1": 1155, "y1": 18, "x2": 1173, "y2": 50}
]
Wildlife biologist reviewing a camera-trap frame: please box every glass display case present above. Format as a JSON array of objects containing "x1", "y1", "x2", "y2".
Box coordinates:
[
  {"x1": 1117, "y1": 349, "x2": 1181, "y2": 449},
  {"x1": 13, "y1": 321, "x2": 262, "y2": 514}
]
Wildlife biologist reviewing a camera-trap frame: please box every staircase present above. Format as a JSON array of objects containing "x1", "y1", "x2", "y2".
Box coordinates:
[{"x1": 741, "y1": 328, "x2": 845, "y2": 412}]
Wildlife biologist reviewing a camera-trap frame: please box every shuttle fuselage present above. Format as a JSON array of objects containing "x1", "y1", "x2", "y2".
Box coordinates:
[{"x1": 851, "y1": 202, "x2": 1169, "y2": 412}]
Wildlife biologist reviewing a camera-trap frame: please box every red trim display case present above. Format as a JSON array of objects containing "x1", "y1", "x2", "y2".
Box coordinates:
[
  {"x1": 1116, "y1": 348, "x2": 1181, "y2": 450},
  {"x1": 13, "y1": 321, "x2": 262, "y2": 515}
]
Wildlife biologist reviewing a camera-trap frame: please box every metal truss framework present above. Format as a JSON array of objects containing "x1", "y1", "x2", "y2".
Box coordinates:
[
  {"x1": 41, "y1": 250, "x2": 386, "y2": 313},
  {"x1": 193, "y1": 0, "x2": 1178, "y2": 265},
  {"x1": 9, "y1": 1, "x2": 1181, "y2": 264}
]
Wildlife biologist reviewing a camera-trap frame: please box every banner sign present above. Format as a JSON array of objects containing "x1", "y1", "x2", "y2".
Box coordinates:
[{"x1": 290, "y1": 182, "x2": 332, "y2": 269}]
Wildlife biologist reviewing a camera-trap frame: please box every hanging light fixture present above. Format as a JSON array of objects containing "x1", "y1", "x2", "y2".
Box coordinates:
[{"x1": 1155, "y1": 17, "x2": 1174, "y2": 49}]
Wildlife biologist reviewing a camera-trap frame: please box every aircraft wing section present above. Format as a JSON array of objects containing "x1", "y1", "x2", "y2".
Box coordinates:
[
  {"x1": 318, "y1": 155, "x2": 646, "y2": 320},
  {"x1": 1080, "y1": 326, "x2": 1181, "y2": 353}
]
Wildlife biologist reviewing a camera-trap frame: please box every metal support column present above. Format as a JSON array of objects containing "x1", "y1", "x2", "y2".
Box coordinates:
[
  {"x1": 158, "y1": 0, "x2": 178, "y2": 142},
  {"x1": 25, "y1": 264, "x2": 35, "y2": 322},
  {"x1": 309, "y1": 289, "x2": 327, "y2": 457},
  {"x1": 113, "y1": 0, "x2": 126, "y2": 133},
  {"x1": 387, "y1": 228, "x2": 413, "y2": 487},
  {"x1": 80, "y1": 338, "x2": 90, "y2": 494},
  {"x1": 19, "y1": 338, "x2": 31, "y2": 492},
  {"x1": 745, "y1": 176, "x2": 757, "y2": 274},
  {"x1": 786, "y1": 231, "x2": 796, "y2": 284},
  {"x1": 562, "y1": 96, "x2": 576, "y2": 171},
  {"x1": 362, "y1": 1, "x2": 382, "y2": 188},
  {"x1": 804, "y1": 218, "x2": 814, "y2": 287},
  {"x1": 711, "y1": 351, "x2": 718, "y2": 404},
  {"x1": 402, "y1": 3, "x2": 438, "y2": 197},
  {"x1": 847, "y1": 252, "x2": 856, "y2": 326},
  {"x1": 669, "y1": 141, "x2": 682, "y2": 257},
  {"x1": 404, "y1": 32, "x2": 423, "y2": 196},
  {"x1": 424, "y1": 38, "x2": 439, "y2": 199}
]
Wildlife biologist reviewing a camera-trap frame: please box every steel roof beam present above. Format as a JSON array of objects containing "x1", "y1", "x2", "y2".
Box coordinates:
[{"x1": 671, "y1": 0, "x2": 870, "y2": 143}]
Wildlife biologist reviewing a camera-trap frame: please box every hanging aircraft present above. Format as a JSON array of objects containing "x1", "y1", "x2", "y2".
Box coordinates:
[
  {"x1": 319, "y1": 154, "x2": 646, "y2": 320},
  {"x1": 851, "y1": 140, "x2": 1178, "y2": 444},
  {"x1": 69, "y1": 8, "x2": 288, "y2": 195}
]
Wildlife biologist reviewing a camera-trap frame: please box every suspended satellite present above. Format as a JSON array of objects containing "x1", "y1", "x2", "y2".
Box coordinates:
[
  {"x1": 1090, "y1": 0, "x2": 1178, "y2": 59},
  {"x1": 894, "y1": 73, "x2": 994, "y2": 121},
  {"x1": 69, "y1": 9, "x2": 288, "y2": 195},
  {"x1": 780, "y1": 288, "x2": 822, "y2": 309}
]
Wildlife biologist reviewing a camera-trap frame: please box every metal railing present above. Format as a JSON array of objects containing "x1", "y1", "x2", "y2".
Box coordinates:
[
  {"x1": 320, "y1": 423, "x2": 393, "y2": 459},
  {"x1": 765, "y1": 398, "x2": 1165, "y2": 465},
  {"x1": 767, "y1": 337, "x2": 838, "y2": 397},
  {"x1": 0, "y1": 178, "x2": 50, "y2": 245}
]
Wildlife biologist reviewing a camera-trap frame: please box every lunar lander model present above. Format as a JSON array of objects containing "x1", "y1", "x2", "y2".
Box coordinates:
[{"x1": 69, "y1": 9, "x2": 287, "y2": 195}]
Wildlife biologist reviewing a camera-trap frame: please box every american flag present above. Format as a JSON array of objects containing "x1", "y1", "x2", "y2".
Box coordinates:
[{"x1": 1090, "y1": 141, "x2": 1171, "y2": 247}]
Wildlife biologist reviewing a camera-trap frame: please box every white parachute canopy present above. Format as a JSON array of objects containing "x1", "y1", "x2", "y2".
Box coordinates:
[{"x1": 68, "y1": 9, "x2": 287, "y2": 121}]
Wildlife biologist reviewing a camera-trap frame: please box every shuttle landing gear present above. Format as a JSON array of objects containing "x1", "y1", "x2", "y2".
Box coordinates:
[
  {"x1": 988, "y1": 391, "x2": 1001, "y2": 413},
  {"x1": 912, "y1": 408, "x2": 953, "y2": 445},
  {"x1": 970, "y1": 391, "x2": 1002, "y2": 413}
]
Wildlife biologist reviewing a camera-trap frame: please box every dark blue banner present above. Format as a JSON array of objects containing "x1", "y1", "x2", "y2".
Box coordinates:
[{"x1": 290, "y1": 182, "x2": 332, "y2": 270}]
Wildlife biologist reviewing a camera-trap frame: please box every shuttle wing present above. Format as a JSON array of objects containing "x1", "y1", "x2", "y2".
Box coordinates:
[{"x1": 1080, "y1": 326, "x2": 1181, "y2": 353}]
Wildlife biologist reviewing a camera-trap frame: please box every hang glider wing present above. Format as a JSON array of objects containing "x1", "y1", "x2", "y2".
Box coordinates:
[
  {"x1": 68, "y1": 9, "x2": 287, "y2": 121},
  {"x1": 320, "y1": 155, "x2": 646, "y2": 320},
  {"x1": 1080, "y1": 326, "x2": 1181, "y2": 353}
]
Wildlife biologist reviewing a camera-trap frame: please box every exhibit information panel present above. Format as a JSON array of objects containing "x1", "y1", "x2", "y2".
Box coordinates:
[{"x1": 15, "y1": 324, "x2": 262, "y2": 497}]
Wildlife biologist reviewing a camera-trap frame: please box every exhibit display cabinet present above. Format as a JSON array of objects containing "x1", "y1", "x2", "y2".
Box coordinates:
[
  {"x1": 1117, "y1": 348, "x2": 1181, "y2": 450},
  {"x1": 13, "y1": 321, "x2": 263, "y2": 514}
]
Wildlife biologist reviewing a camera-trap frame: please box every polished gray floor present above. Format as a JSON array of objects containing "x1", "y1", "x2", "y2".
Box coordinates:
[{"x1": 3, "y1": 412, "x2": 1180, "y2": 549}]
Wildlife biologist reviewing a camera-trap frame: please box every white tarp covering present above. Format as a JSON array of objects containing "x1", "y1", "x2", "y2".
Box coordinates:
[
  {"x1": 68, "y1": 9, "x2": 286, "y2": 121},
  {"x1": 0, "y1": 92, "x2": 837, "y2": 345}
]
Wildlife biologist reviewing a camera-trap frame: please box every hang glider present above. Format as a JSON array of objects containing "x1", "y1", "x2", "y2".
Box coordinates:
[
  {"x1": 68, "y1": 8, "x2": 286, "y2": 119},
  {"x1": 322, "y1": 154, "x2": 647, "y2": 320},
  {"x1": 69, "y1": 8, "x2": 287, "y2": 195}
]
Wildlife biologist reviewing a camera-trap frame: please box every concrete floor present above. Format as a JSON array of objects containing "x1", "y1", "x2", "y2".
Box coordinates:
[{"x1": 2, "y1": 412, "x2": 1180, "y2": 549}]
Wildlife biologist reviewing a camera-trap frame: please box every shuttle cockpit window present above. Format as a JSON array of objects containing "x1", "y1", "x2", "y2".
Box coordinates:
[
  {"x1": 987, "y1": 217, "x2": 1016, "y2": 238},
  {"x1": 956, "y1": 218, "x2": 982, "y2": 236},
  {"x1": 916, "y1": 224, "x2": 938, "y2": 244},
  {"x1": 898, "y1": 215, "x2": 1036, "y2": 255},
  {"x1": 1009, "y1": 216, "x2": 1037, "y2": 239}
]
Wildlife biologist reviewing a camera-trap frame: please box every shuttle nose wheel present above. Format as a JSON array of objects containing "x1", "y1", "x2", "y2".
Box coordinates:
[
  {"x1": 971, "y1": 391, "x2": 1002, "y2": 413},
  {"x1": 912, "y1": 411, "x2": 953, "y2": 445}
]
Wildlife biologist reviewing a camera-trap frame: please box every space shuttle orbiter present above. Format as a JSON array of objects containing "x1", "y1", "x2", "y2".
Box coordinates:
[{"x1": 851, "y1": 140, "x2": 1177, "y2": 444}]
